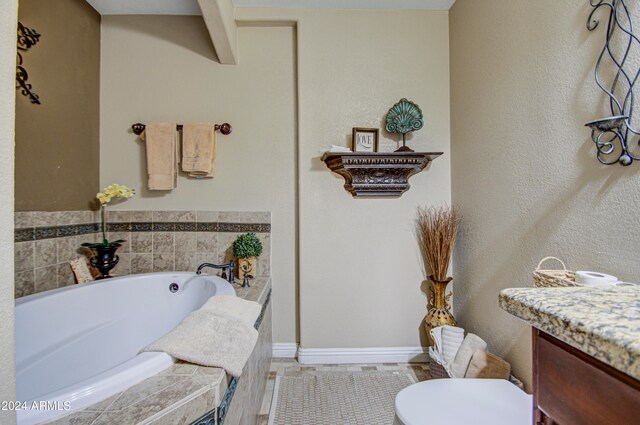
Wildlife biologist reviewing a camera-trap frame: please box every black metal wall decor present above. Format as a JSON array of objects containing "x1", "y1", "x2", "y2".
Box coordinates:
[
  {"x1": 585, "y1": 0, "x2": 640, "y2": 165},
  {"x1": 16, "y1": 22, "x2": 41, "y2": 105}
]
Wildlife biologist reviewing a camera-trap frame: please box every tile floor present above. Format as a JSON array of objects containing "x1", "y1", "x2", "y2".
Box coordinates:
[{"x1": 258, "y1": 359, "x2": 431, "y2": 425}]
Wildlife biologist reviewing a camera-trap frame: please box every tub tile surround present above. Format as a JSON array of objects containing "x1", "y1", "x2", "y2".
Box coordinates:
[
  {"x1": 105, "y1": 210, "x2": 271, "y2": 278},
  {"x1": 14, "y1": 210, "x2": 100, "y2": 298},
  {"x1": 14, "y1": 211, "x2": 271, "y2": 298},
  {"x1": 218, "y1": 298, "x2": 272, "y2": 425},
  {"x1": 48, "y1": 277, "x2": 272, "y2": 425}
]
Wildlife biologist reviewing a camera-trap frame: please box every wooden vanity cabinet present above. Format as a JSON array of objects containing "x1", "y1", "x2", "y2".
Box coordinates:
[{"x1": 532, "y1": 329, "x2": 640, "y2": 425}]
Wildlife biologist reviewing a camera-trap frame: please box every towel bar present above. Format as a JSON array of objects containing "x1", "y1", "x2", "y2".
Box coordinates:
[{"x1": 131, "y1": 122, "x2": 232, "y2": 136}]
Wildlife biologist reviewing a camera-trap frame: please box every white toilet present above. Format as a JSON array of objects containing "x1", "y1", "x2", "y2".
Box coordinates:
[{"x1": 395, "y1": 379, "x2": 533, "y2": 425}]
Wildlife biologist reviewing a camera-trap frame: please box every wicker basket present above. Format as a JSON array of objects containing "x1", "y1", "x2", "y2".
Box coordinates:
[
  {"x1": 428, "y1": 354, "x2": 450, "y2": 379},
  {"x1": 428, "y1": 352, "x2": 525, "y2": 390},
  {"x1": 429, "y1": 363, "x2": 449, "y2": 379},
  {"x1": 533, "y1": 257, "x2": 578, "y2": 288}
]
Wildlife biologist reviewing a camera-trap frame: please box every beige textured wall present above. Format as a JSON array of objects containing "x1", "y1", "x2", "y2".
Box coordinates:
[
  {"x1": 1, "y1": 0, "x2": 18, "y2": 422},
  {"x1": 237, "y1": 9, "x2": 451, "y2": 349},
  {"x1": 100, "y1": 18, "x2": 297, "y2": 344},
  {"x1": 15, "y1": 0, "x2": 100, "y2": 211},
  {"x1": 450, "y1": 0, "x2": 640, "y2": 389},
  {"x1": 296, "y1": 10, "x2": 450, "y2": 349},
  {"x1": 101, "y1": 10, "x2": 451, "y2": 349}
]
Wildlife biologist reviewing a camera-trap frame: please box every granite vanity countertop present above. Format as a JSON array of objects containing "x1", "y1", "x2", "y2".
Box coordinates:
[
  {"x1": 499, "y1": 285, "x2": 640, "y2": 381},
  {"x1": 48, "y1": 276, "x2": 271, "y2": 425}
]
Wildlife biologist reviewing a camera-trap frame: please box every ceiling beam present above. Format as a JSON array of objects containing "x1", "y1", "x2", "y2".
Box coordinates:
[{"x1": 197, "y1": 0, "x2": 238, "y2": 64}]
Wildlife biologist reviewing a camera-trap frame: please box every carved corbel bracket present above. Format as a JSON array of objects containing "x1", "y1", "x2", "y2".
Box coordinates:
[{"x1": 320, "y1": 152, "x2": 442, "y2": 198}]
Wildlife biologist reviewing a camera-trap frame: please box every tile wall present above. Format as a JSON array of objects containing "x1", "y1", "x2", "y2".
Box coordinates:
[{"x1": 14, "y1": 210, "x2": 271, "y2": 298}]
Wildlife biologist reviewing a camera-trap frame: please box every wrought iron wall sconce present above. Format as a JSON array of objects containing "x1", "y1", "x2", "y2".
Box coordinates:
[
  {"x1": 16, "y1": 22, "x2": 41, "y2": 104},
  {"x1": 585, "y1": 0, "x2": 640, "y2": 166}
]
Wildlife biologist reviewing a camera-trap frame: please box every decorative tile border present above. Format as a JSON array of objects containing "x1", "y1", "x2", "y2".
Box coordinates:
[
  {"x1": 191, "y1": 409, "x2": 217, "y2": 425},
  {"x1": 254, "y1": 289, "x2": 271, "y2": 331},
  {"x1": 108, "y1": 222, "x2": 132, "y2": 232},
  {"x1": 14, "y1": 228, "x2": 35, "y2": 242},
  {"x1": 131, "y1": 222, "x2": 153, "y2": 232},
  {"x1": 15, "y1": 221, "x2": 271, "y2": 242},
  {"x1": 197, "y1": 222, "x2": 219, "y2": 232},
  {"x1": 14, "y1": 223, "x2": 99, "y2": 242},
  {"x1": 176, "y1": 222, "x2": 197, "y2": 232},
  {"x1": 152, "y1": 222, "x2": 175, "y2": 232},
  {"x1": 219, "y1": 223, "x2": 271, "y2": 233},
  {"x1": 215, "y1": 377, "x2": 238, "y2": 425}
]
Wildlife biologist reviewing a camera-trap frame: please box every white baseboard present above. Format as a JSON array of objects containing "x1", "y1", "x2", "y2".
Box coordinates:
[
  {"x1": 297, "y1": 347, "x2": 428, "y2": 365},
  {"x1": 272, "y1": 343, "x2": 298, "y2": 358}
]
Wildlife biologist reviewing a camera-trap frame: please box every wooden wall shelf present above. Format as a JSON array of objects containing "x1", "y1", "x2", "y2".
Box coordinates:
[{"x1": 320, "y1": 151, "x2": 442, "y2": 198}]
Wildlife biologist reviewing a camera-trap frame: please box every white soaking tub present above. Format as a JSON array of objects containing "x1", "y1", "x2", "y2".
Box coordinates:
[{"x1": 15, "y1": 272, "x2": 235, "y2": 425}]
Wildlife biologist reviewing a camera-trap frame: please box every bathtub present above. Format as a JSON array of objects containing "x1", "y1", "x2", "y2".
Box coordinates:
[{"x1": 15, "y1": 272, "x2": 235, "y2": 425}]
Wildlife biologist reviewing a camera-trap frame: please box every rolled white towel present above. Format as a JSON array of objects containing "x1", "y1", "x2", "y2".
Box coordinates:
[
  {"x1": 428, "y1": 346, "x2": 445, "y2": 365},
  {"x1": 429, "y1": 326, "x2": 445, "y2": 357},
  {"x1": 449, "y1": 333, "x2": 487, "y2": 378},
  {"x1": 441, "y1": 325, "x2": 465, "y2": 363}
]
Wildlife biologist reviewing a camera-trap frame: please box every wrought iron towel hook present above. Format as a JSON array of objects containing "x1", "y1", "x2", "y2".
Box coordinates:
[{"x1": 131, "y1": 123, "x2": 232, "y2": 136}]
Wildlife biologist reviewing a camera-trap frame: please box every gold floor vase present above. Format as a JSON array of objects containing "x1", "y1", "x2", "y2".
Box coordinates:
[{"x1": 424, "y1": 276, "x2": 456, "y2": 343}]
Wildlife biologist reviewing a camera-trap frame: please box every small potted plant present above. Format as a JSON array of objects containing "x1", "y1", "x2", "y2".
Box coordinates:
[
  {"x1": 82, "y1": 184, "x2": 134, "y2": 279},
  {"x1": 232, "y1": 233, "x2": 263, "y2": 280}
]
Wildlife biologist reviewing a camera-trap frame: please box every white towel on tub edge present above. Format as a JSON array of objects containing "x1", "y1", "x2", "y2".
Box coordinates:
[{"x1": 143, "y1": 296, "x2": 261, "y2": 377}]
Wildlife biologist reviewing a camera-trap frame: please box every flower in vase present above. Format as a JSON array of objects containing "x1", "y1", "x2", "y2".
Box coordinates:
[
  {"x1": 82, "y1": 184, "x2": 135, "y2": 249},
  {"x1": 97, "y1": 184, "x2": 134, "y2": 205}
]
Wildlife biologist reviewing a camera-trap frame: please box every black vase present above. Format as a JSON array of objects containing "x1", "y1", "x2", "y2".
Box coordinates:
[{"x1": 90, "y1": 245, "x2": 120, "y2": 279}]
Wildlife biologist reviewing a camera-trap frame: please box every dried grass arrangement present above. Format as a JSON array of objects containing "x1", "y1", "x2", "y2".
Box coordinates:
[
  {"x1": 416, "y1": 205, "x2": 460, "y2": 281},
  {"x1": 416, "y1": 205, "x2": 461, "y2": 333}
]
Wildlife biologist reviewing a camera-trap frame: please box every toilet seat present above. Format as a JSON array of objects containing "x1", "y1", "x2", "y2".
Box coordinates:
[{"x1": 395, "y1": 379, "x2": 532, "y2": 425}]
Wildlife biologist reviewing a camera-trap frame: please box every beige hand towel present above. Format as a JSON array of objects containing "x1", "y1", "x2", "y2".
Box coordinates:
[
  {"x1": 142, "y1": 123, "x2": 178, "y2": 190},
  {"x1": 182, "y1": 123, "x2": 216, "y2": 177},
  {"x1": 464, "y1": 350, "x2": 511, "y2": 380},
  {"x1": 449, "y1": 333, "x2": 487, "y2": 378}
]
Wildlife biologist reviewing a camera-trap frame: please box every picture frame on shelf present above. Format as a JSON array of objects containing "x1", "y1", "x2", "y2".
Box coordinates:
[{"x1": 352, "y1": 128, "x2": 379, "y2": 153}]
